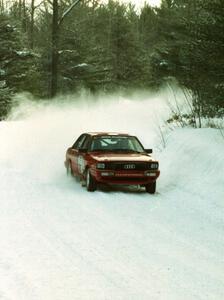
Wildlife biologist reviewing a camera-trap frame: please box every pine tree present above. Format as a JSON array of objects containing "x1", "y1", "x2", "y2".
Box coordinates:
[{"x1": 0, "y1": 13, "x2": 36, "y2": 118}]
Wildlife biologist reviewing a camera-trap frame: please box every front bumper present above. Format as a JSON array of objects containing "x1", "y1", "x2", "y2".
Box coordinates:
[{"x1": 91, "y1": 169, "x2": 160, "y2": 185}]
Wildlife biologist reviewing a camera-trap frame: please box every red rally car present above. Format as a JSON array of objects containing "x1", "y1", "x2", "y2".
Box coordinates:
[{"x1": 65, "y1": 132, "x2": 160, "y2": 194}]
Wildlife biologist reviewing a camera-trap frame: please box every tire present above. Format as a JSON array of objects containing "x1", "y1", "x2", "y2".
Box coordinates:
[
  {"x1": 145, "y1": 181, "x2": 156, "y2": 194},
  {"x1": 86, "y1": 168, "x2": 97, "y2": 192}
]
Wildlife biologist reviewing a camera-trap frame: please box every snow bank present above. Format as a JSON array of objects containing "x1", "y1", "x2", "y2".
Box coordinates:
[{"x1": 159, "y1": 128, "x2": 224, "y2": 201}]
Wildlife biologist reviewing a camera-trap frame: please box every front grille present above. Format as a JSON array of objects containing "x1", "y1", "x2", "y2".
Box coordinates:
[{"x1": 104, "y1": 162, "x2": 157, "y2": 171}]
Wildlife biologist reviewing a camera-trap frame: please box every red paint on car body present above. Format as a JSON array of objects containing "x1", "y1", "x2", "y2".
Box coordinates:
[{"x1": 65, "y1": 132, "x2": 160, "y2": 192}]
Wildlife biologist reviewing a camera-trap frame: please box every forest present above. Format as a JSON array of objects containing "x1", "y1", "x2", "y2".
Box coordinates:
[{"x1": 0, "y1": 0, "x2": 223, "y2": 121}]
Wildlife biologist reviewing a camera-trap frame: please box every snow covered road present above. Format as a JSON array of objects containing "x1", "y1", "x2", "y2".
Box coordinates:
[{"x1": 0, "y1": 94, "x2": 224, "y2": 299}]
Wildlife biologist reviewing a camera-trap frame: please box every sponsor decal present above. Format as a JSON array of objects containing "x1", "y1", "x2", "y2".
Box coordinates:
[{"x1": 77, "y1": 155, "x2": 85, "y2": 173}]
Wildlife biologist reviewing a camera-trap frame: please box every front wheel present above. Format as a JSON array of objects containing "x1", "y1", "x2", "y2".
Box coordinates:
[
  {"x1": 145, "y1": 182, "x2": 156, "y2": 194},
  {"x1": 86, "y1": 168, "x2": 97, "y2": 192}
]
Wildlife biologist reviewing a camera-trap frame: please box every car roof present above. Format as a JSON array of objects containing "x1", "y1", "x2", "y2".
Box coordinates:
[{"x1": 86, "y1": 132, "x2": 131, "y2": 137}]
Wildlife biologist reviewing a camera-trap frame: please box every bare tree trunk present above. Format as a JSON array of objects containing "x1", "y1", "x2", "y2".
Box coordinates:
[
  {"x1": 22, "y1": 0, "x2": 27, "y2": 31},
  {"x1": 19, "y1": 0, "x2": 22, "y2": 19},
  {"x1": 30, "y1": 0, "x2": 35, "y2": 49},
  {"x1": 0, "y1": 0, "x2": 4, "y2": 12},
  {"x1": 50, "y1": 0, "x2": 82, "y2": 98},
  {"x1": 196, "y1": 90, "x2": 202, "y2": 128},
  {"x1": 50, "y1": 0, "x2": 59, "y2": 98}
]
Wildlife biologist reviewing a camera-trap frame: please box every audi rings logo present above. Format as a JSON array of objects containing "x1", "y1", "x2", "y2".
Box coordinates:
[{"x1": 124, "y1": 164, "x2": 136, "y2": 169}]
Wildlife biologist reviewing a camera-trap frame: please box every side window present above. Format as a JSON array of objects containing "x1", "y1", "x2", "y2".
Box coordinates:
[
  {"x1": 81, "y1": 135, "x2": 91, "y2": 150},
  {"x1": 72, "y1": 134, "x2": 87, "y2": 149},
  {"x1": 128, "y1": 139, "x2": 135, "y2": 149}
]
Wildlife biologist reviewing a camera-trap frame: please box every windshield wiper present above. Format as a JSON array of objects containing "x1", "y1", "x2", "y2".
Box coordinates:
[
  {"x1": 90, "y1": 149, "x2": 109, "y2": 152},
  {"x1": 112, "y1": 149, "x2": 142, "y2": 153},
  {"x1": 90, "y1": 149, "x2": 143, "y2": 153}
]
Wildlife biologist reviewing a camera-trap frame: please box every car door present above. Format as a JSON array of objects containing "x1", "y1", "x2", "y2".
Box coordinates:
[
  {"x1": 69, "y1": 134, "x2": 87, "y2": 175},
  {"x1": 76, "y1": 135, "x2": 92, "y2": 176}
]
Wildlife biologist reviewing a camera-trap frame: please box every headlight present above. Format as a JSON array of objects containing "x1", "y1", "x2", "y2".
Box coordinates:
[
  {"x1": 96, "y1": 163, "x2": 105, "y2": 169},
  {"x1": 150, "y1": 163, "x2": 158, "y2": 169}
]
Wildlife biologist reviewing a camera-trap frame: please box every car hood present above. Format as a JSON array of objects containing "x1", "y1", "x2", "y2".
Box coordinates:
[{"x1": 90, "y1": 152, "x2": 154, "y2": 162}]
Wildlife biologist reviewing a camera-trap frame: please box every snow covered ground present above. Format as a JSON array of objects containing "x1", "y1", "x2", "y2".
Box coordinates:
[{"x1": 0, "y1": 93, "x2": 224, "y2": 300}]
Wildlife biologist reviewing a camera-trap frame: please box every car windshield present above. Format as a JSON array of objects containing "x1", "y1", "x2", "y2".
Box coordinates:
[{"x1": 90, "y1": 136, "x2": 145, "y2": 153}]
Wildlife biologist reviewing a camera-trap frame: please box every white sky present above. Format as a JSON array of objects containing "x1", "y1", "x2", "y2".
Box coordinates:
[
  {"x1": 23, "y1": 0, "x2": 161, "y2": 8},
  {"x1": 122, "y1": 0, "x2": 161, "y2": 7}
]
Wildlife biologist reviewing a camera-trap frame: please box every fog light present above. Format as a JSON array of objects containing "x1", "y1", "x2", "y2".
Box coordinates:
[
  {"x1": 101, "y1": 172, "x2": 115, "y2": 176},
  {"x1": 145, "y1": 171, "x2": 157, "y2": 177}
]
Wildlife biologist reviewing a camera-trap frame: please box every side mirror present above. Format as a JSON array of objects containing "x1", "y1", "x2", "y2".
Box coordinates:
[{"x1": 145, "y1": 149, "x2": 152, "y2": 154}]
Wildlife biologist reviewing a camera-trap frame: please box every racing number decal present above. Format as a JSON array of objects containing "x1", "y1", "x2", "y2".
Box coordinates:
[{"x1": 77, "y1": 155, "x2": 85, "y2": 174}]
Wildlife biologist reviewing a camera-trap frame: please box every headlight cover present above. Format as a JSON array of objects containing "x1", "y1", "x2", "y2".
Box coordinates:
[
  {"x1": 96, "y1": 163, "x2": 106, "y2": 169},
  {"x1": 150, "y1": 162, "x2": 159, "y2": 169}
]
